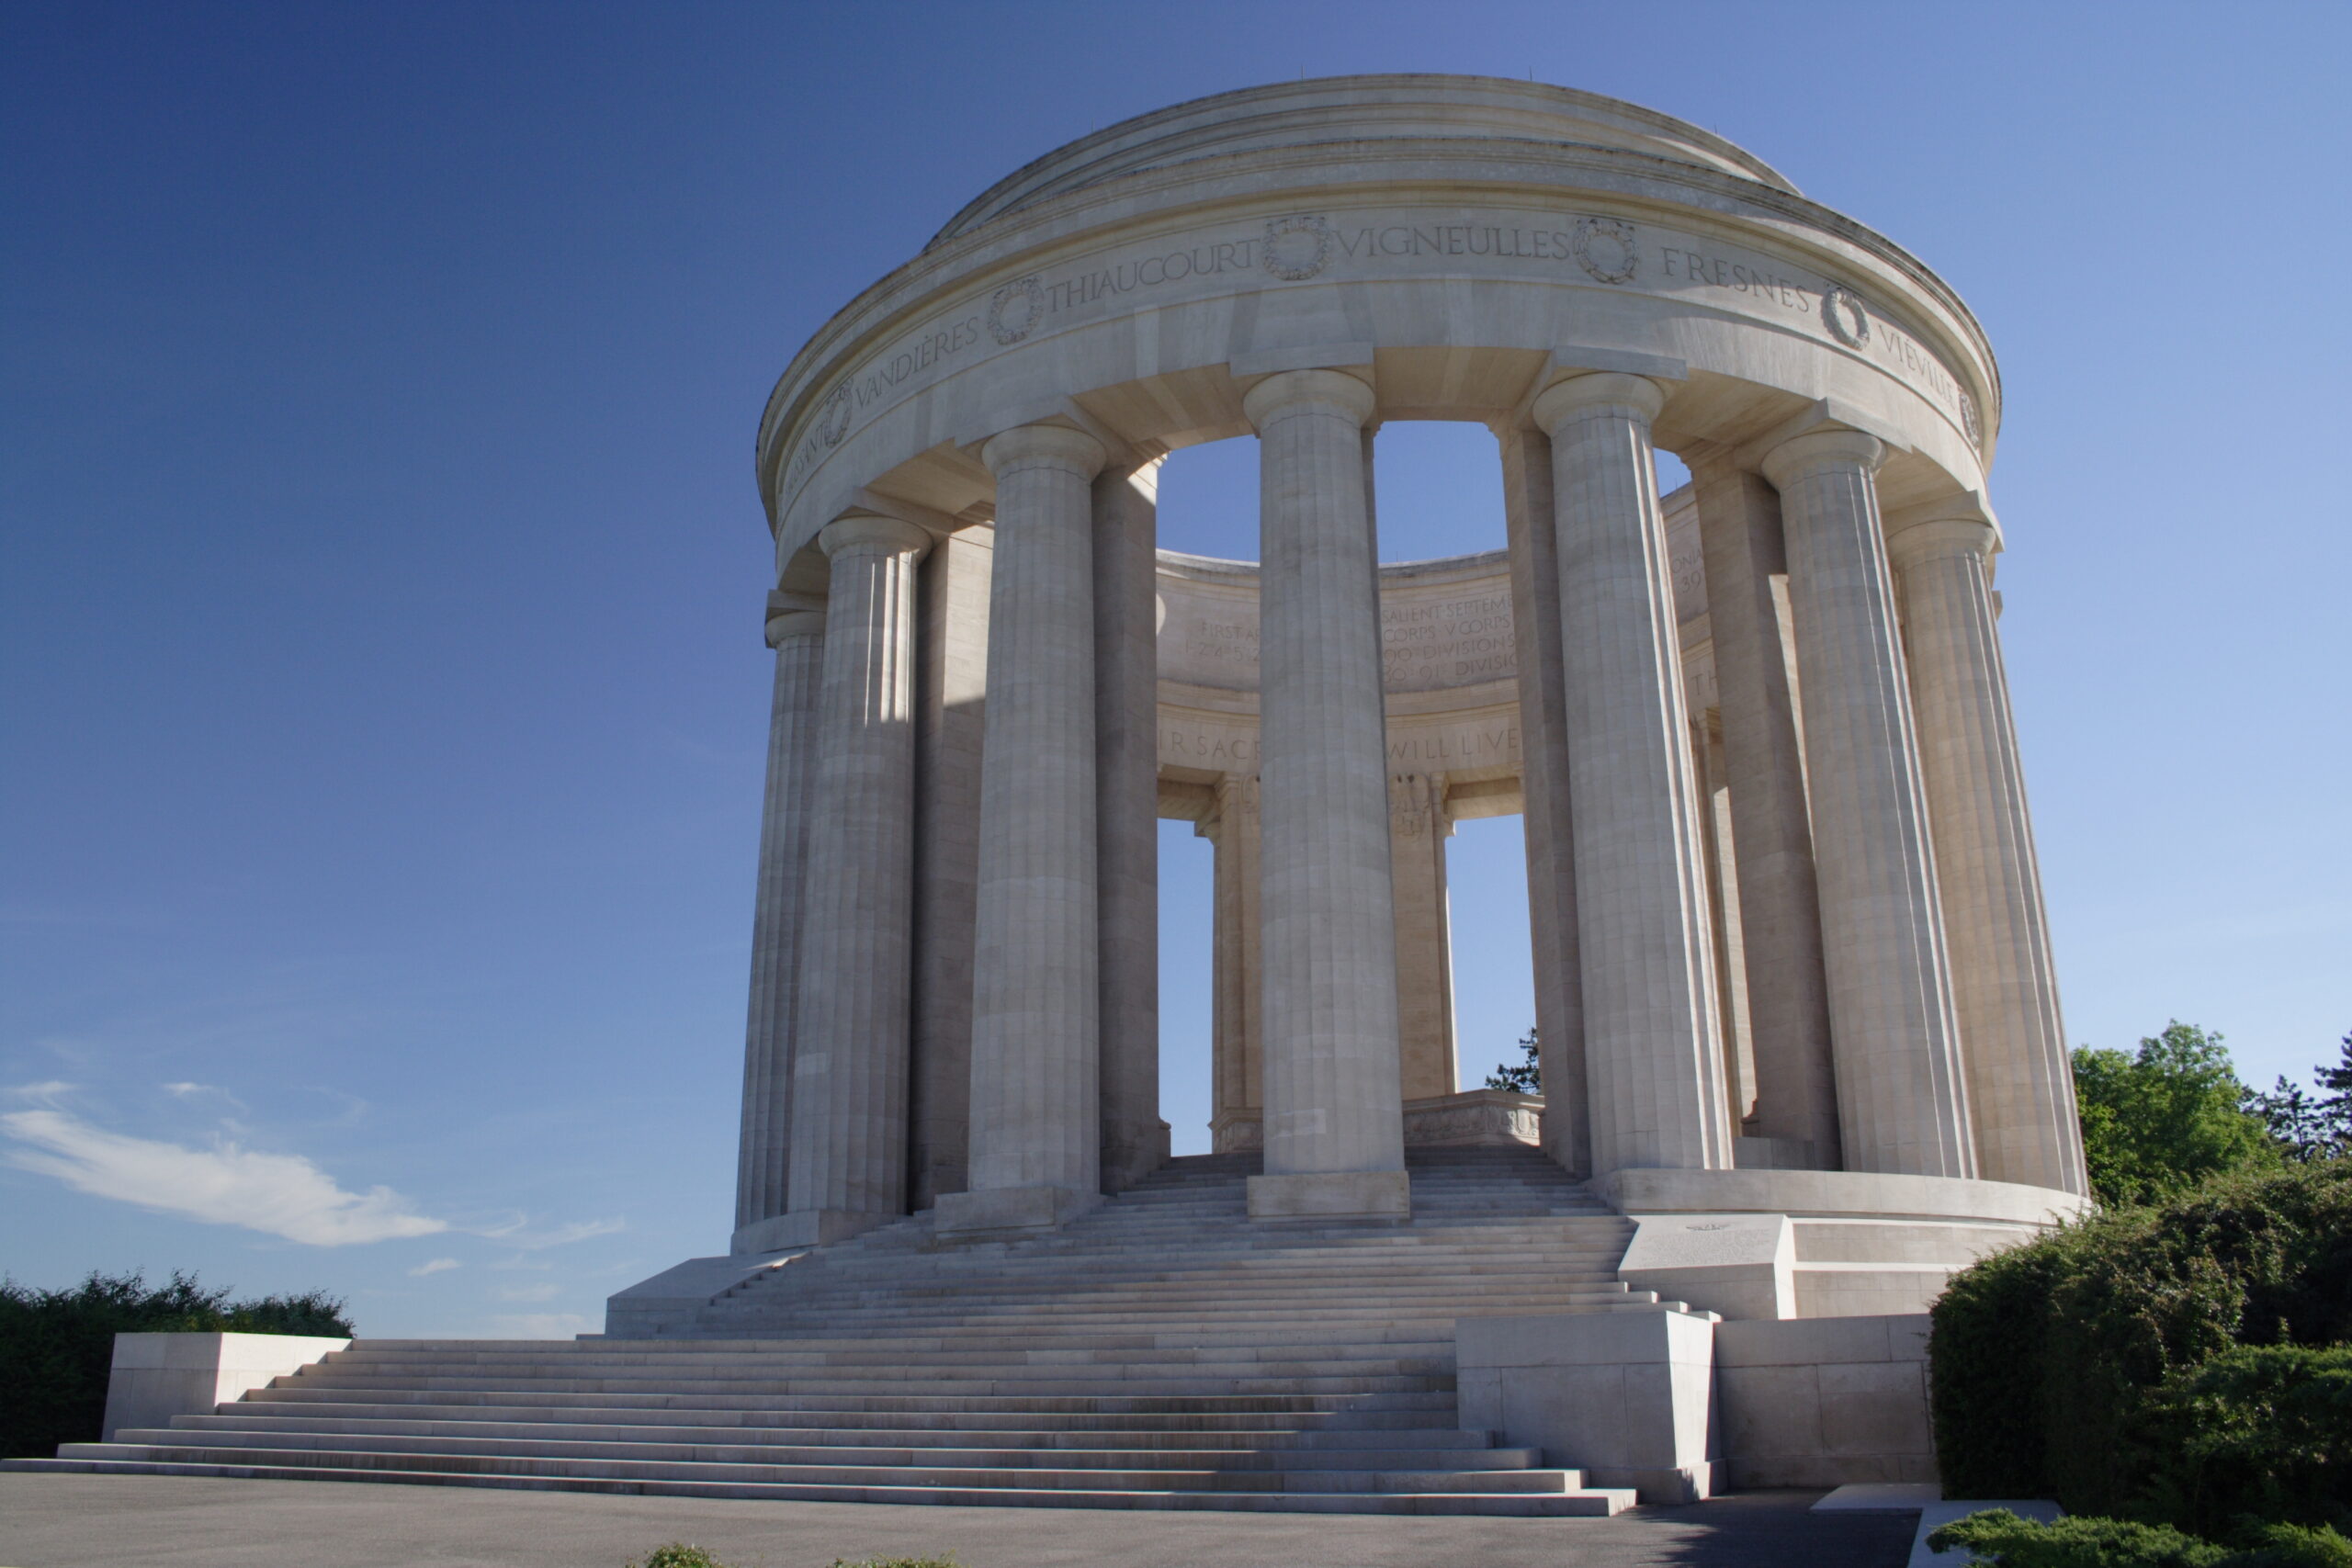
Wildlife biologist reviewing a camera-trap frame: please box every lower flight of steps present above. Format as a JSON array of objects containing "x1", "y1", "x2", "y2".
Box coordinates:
[{"x1": 14, "y1": 1146, "x2": 1707, "y2": 1515}]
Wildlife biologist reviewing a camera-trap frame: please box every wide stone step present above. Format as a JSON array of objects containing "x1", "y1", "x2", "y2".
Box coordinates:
[
  {"x1": 111, "y1": 1427, "x2": 1543, "y2": 1472},
  {"x1": 333, "y1": 1324, "x2": 1462, "y2": 1357},
  {"x1": 216, "y1": 1397, "x2": 1455, "y2": 1430},
  {"x1": 240, "y1": 1386, "x2": 1454, "y2": 1416},
  {"x1": 3, "y1": 1457, "x2": 1634, "y2": 1515},
  {"x1": 52, "y1": 1441, "x2": 1576, "y2": 1495},
  {"x1": 709, "y1": 1289, "x2": 1644, "y2": 1314},
  {"x1": 318, "y1": 1348, "x2": 1456, "y2": 1373},
  {"x1": 288, "y1": 1354, "x2": 1448, "y2": 1372},
  {"x1": 250, "y1": 1373, "x2": 1456, "y2": 1399},
  {"x1": 683, "y1": 1298, "x2": 1661, "y2": 1332},
  {"x1": 175, "y1": 1414, "x2": 1502, "y2": 1450},
  {"x1": 740, "y1": 1269, "x2": 1628, "y2": 1298}
]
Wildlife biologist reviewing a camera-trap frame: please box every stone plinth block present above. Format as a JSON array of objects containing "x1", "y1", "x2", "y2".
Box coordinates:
[
  {"x1": 1456, "y1": 1308, "x2": 1718, "y2": 1502},
  {"x1": 1715, "y1": 1314, "x2": 1936, "y2": 1489},
  {"x1": 101, "y1": 1332, "x2": 349, "y2": 1441},
  {"x1": 763, "y1": 1208, "x2": 892, "y2": 1248},
  {"x1": 934, "y1": 1182, "x2": 1103, "y2": 1236},
  {"x1": 1620, "y1": 1212, "x2": 1796, "y2": 1321},
  {"x1": 1403, "y1": 1088, "x2": 1542, "y2": 1147},
  {"x1": 605, "y1": 1252, "x2": 802, "y2": 1338},
  {"x1": 1246, "y1": 1168, "x2": 1410, "y2": 1222}
]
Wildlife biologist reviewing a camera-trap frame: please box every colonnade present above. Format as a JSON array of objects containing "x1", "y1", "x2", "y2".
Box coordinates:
[{"x1": 733, "y1": 365, "x2": 2086, "y2": 1250}]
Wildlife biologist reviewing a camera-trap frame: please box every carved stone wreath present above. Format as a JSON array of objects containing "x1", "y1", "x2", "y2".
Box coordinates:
[
  {"x1": 1261, "y1": 213, "x2": 1332, "y2": 282},
  {"x1": 1959, "y1": 389, "x2": 1982, "y2": 446},
  {"x1": 815, "y1": 385, "x2": 854, "y2": 448},
  {"x1": 1821, "y1": 283, "x2": 1871, "y2": 347},
  {"x1": 987, "y1": 276, "x2": 1045, "y2": 345},
  {"x1": 1571, "y1": 217, "x2": 1639, "y2": 285}
]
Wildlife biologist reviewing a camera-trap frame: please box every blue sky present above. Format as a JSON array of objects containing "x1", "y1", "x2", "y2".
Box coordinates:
[{"x1": 4, "y1": 2, "x2": 2346, "y2": 1338}]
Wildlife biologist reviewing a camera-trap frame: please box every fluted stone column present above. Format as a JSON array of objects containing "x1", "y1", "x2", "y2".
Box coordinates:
[
  {"x1": 1532, "y1": 373, "x2": 1733, "y2": 1177},
  {"x1": 730, "y1": 595, "x2": 826, "y2": 1255},
  {"x1": 782, "y1": 514, "x2": 931, "y2": 1245},
  {"x1": 1245, "y1": 368, "x2": 1409, "y2": 1222},
  {"x1": 937, "y1": 424, "x2": 1109, "y2": 1235},
  {"x1": 907, "y1": 528, "x2": 992, "y2": 1210},
  {"x1": 1693, "y1": 714, "x2": 1758, "y2": 1125},
  {"x1": 1204, "y1": 774, "x2": 1265, "y2": 1154},
  {"x1": 1498, "y1": 424, "x2": 1590, "y2": 1175},
  {"x1": 1094, "y1": 456, "x2": 1170, "y2": 1192},
  {"x1": 1762, "y1": 430, "x2": 1974, "y2": 1179},
  {"x1": 1390, "y1": 772, "x2": 1458, "y2": 1101},
  {"x1": 1890, "y1": 510, "x2": 2087, "y2": 1194},
  {"x1": 1690, "y1": 457, "x2": 1841, "y2": 1164}
]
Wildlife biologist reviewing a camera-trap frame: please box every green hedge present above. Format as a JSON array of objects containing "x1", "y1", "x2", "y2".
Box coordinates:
[
  {"x1": 0, "y1": 1269, "x2": 352, "y2": 1460},
  {"x1": 1929, "y1": 1159, "x2": 2352, "y2": 1527},
  {"x1": 1928, "y1": 1510, "x2": 2352, "y2": 1568}
]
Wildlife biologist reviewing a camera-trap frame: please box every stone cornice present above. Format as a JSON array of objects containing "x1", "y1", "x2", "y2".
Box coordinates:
[{"x1": 754, "y1": 133, "x2": 2002, "y2": 525}]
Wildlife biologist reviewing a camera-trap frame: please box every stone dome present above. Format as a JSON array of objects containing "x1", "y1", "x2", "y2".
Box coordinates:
[{"x1": 927, "y1": 73, "x2": 1798, "y2": 248}]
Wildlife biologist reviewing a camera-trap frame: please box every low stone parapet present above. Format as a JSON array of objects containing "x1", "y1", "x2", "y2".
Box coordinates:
[
  {"x1": 1457, "y1": 1309, "x2": 1942, "y2": 1501},
  {"x1": 99, "y1": 1331, "x2": 349, "y2": 1441},
  {"x1": 1714, "y1": 1314, "x2": 1937, "y2": 1488}
]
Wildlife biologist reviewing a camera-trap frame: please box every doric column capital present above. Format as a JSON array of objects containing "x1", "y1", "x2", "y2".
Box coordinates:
[
  {"x1": 1758, "y1": 427, "x2": 1886, "y2": 489},
  {"x1": 1531, "y1": 371, "x2": 1668, "y2": 434},
  {"x1": 817, "y1": 513, "x2": 932, "y2": 561},
  {"x1": 763, "y1": 609, "x2": 828, "y2": 648},
  {"x1": 1886, "y1": 513, "x2": 1997, "y2": 567},
  {"x1": 763, "y1": 589, "x2": 827, "y2": 649},
  {"x1": 1241, "y1": 367, "x2": 1376, "y2": 431},
  {"x1": 981, "y1": 423, "x2": 1107, "y2": 480}
]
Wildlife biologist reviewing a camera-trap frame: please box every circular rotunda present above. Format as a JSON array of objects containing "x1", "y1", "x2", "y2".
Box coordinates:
[{"x1": 729, "y1": 73, "x2": 2088, "y2": 1292}]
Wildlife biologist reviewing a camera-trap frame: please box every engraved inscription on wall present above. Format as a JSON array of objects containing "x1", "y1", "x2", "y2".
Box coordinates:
[{"x1": 782, "y1": 201, "x2": 1984, "y2": 504}]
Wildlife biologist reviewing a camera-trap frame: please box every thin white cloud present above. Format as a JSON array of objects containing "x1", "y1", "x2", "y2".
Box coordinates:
[
  {"x1": 6, "y1": 1081, "x2": 77, "y2": 1109},
  {"x1": 472, "y1": 1216, "x2": 627, "y2": 1250},
  {"x1": 161, "y1": 1082, "x2": 250, "y2": 1113},
  {"x1": 489, "y1": 1312, "x2": 593, "y2": 1339},
  {"x1": 1, "y1": 1109, "x2": 447, "y2": 1246},
  {"x1": 408, "y1": 1258, "x2": 462, "y2": 1277},
  {"x1": 492, "y1": 1281, "x2": 560, "y2": 1303}
]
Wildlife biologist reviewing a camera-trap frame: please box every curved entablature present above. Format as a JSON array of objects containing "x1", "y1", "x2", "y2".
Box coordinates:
[
  {"x1": 927, "y1": 75, "x2": 1800, "y2": 248},
  {"x1": 755, "y1": 80, "x2": 2004, "y2": 578}
]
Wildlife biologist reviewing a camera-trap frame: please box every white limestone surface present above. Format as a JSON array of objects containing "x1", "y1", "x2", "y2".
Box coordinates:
[{"x1": 101, "y1": 1332, "x2": 349, "y2": 1443}]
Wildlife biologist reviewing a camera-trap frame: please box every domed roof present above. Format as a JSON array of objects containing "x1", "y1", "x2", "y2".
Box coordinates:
[{"x1": 927, "y1": 73, "x2": 1796, "y2": 249}]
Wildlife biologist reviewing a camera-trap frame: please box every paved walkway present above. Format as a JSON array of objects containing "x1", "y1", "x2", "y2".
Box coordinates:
[{"x1": 0, "y1": 1474, "x2": 1915, "y2": 1567}]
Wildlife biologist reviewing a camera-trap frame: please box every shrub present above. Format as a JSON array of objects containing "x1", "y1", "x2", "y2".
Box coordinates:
[
  {"x1": 2136, "y1": 1346, "x2": 2352, "y2": 1537},
  {"x1": 629, "y1": 1549, "x2": 728, "y2": 1568},
  {"x1": 1927, "y1": 1512, "x2": 2352, "y2": 1568},
  {"x1": 1929, "y1": 1160, "x2": 2352, "y2": 1519},
  {"x1": 1928, "y1": 1510, "x2": 2228, "y2": 1567},
  {"x1": 0, "y1": 1269, "x2": 352, "y2": 1459}
]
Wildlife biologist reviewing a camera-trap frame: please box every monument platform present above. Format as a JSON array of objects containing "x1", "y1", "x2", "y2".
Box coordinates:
[{"x1": 19, "y1": 1148, "x2": 1690, "y2": 1516}]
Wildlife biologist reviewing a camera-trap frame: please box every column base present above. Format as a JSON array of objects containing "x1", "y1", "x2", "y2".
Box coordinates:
[
  {"x1": 730, "y1": 1214, "x2": 808, "y2": 1257},
  {"x1": 1102, "y1": 1118, "x2": 1173, "y2": 1193},
  {"x1": 1247, "y1": 1168, "x2": 1411, "y2": 1223},
  {"x1": 751, "y1": 1209, "x2": 895, "y2": 1249},
  {"x1": 933, "y1": 1183, "x2": 1103, "y2": 1237}
]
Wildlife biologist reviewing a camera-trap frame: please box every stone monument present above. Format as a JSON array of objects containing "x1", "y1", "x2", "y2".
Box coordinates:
[
  {"x1": 726, "y1": 73, "x2": 2088, "y2": 1262},
  {"x1": 31, "y1": 77, "x2": 2098, "y2": 1514}
]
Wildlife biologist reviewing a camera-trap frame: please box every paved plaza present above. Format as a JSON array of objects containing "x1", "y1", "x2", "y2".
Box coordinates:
[{"x1": 0, "y1": 1474, "x2": 1917, "y2": 1567}]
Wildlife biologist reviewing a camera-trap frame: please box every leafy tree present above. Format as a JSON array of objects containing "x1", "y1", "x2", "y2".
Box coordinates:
[
  {"x1": 2321, "y1": 1032, "x2": 2352, "y2": 1124},
  {"x1": 0, "y1": 1269, "x2": 351, "y2": 1459},
  {"x1": 1484, "y1": 1026, "x2": 1540, "y2": 1094},
  {"x1": 2243, "y1": 1031, "x2": 2352, "y2": 1164},
  {"x1": 2073, "y1": 1023, "x2": 2280, "y2": 1207}
]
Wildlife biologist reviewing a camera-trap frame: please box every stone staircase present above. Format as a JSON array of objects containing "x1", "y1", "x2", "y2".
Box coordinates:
[{"x1": 20, "y1": 1146, "x2": 1702, "y2": 1514}]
